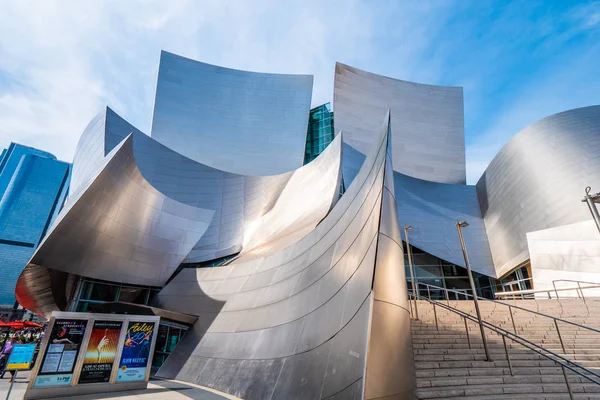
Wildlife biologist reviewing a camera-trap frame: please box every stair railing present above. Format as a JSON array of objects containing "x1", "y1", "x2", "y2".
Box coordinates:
[
  {"x1": 410, "y1": 291, "x2": 600, "y2": 400},
  {"x1": 416, "y1": 282, "x2": 600, "y2": 339},
  {"x1": 495, "y1": 279, "x2": 600, "y2": 300}
]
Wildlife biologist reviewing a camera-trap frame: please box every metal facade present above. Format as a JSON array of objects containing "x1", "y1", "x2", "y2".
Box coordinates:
[
  {"x1": 154, "y1": 114, "x2": 414, "y2": 399},
  {"x1": 69, "y1": 107, "x2": 341, "y2": 263},
  {"x1": 394, "y1": 172, "x2": 495, "y2": 277},
  {"x1": 334, "y1": 62, "x2": 466, "y2": 186},
  {"x1": 151, "y1": 51, "x2": 313, "y2": 176},
  {"x1": 15, "y1": 135, "x2": 215, "y2": 314},
  {"x1": 476, "y1": 106, "x2": 600, "y2": 277}
]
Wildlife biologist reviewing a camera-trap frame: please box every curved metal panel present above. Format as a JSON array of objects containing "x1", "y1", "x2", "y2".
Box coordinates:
[
  {"x1": 477, "y1": 106, "x2": 600, "y2": 277},
  {"x1": 334, "y1": 62, "x2": 466, "y2": 186},
  {"x1": 395, "y1": 171, "x2": 495, "y2": 277},
  {"x1": 156, "y1": 113, "x2": 415, "y2": 399},
  {"x1": 151, "y1": 51, "x2": 313, "y2": 176},
  {"x1": 15, "y1": 134, "x2": 215, "y2": 314},
  {"x1": 365, "y1": 119, "x2": 415, "y2": 400},
  {"x1": 69, "y1": 107, "x2": 341, "y2": 263}
]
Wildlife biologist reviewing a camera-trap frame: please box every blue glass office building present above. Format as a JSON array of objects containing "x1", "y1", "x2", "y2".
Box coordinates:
[{"x1": 0, "y1": 143, "x2": 70, "y2": 305}]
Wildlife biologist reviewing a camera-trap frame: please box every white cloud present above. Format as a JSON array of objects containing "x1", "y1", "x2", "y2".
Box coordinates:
[
  {"x1": 0, "y1": 0, "x2": 388, "y2": 162},
  {"x1": 0, "y1": 0, "x2": 598, "y2": 185}
]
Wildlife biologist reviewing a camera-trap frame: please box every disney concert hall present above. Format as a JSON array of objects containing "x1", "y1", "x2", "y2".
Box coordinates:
[{"x1": 12, "y1": 51, "x2": 600, "y2": 399}]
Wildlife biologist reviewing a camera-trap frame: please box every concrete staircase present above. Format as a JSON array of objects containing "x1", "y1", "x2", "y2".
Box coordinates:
[{"x1": 412, "y1": 299, "x2": 600, "y2": 399}]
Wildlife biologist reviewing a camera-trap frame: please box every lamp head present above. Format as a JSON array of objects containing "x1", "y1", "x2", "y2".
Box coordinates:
[
  {"x1": 457, "y1": 220, "x2": 469, "y2": 228},
  {"x1": 404, "y1": 225, "x2": 412, "y2": 231}
]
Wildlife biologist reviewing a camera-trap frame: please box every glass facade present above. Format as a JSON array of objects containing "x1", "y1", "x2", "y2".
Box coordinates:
[
  {"x1": 0, "y1": 143, "x2": 70, "y2": 305},
  {"x1": 70, "y1": 278, "x2": 161, "y2": 312},
  {"x1": 304, "y1": 103, "x2": 334, "y2": 164},
  {"x1": 151, "y1": 321, "x2": 189, "y2": 373},
  {"x1": 405, "y1": 243, "x2": 533, "y2": 300},
  {"x1": 406, "y1": 244, "x2": 495, "y2": 299}
]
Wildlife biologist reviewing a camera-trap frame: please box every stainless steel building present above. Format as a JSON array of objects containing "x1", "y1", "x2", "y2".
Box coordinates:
[
  {"x1": 151, "y1": 51, "x2": 314, "y2": 176},
  {"x1": 11, "y1": 50, "x2": 600, "y2": 399},
  {"x1": 334, "y1": 62, "x2": 466, "y2": 186}
]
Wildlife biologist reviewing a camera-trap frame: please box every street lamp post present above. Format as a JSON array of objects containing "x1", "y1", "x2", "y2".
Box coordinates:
[
  {"x1": 582, "y1": 186, "x2": 600, "y2": 235},
  {"x1": 456, "y1": 220, "x2": 491, "y2": 361},
  {"x1": 404, "y1": 225, "x2": 419, "y2": 320}
]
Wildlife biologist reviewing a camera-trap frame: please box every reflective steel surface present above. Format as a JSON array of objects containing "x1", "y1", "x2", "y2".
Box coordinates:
[
  {"x1": 68, "y1": 107, "x2": 341, "y2": 264},
  {"x1": 395, "y1": 172, "x2": 495, "y2": 277},
  {"x1": 334, "y1": 62, "x2": 466, "y2": 186},
  {"x1": 477, "y1": 106, "x2": 600, "y2": 277},
  {"x1": 151, "y1": 51, "x2": 313, "y2": 176},
  {"x1": 155, "y1": 113, "x2": 415, "y2": 399},
  {"x1": 15, "y1": 134, "x2": 215, "y2": 313}
]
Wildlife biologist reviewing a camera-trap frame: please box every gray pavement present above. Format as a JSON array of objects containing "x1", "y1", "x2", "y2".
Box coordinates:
[{"x1": 0, "y1": 371, "x2": 239, "y2": 400}]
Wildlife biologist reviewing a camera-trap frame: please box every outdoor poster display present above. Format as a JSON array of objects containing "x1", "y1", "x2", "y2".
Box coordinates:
[
  {"x1": 116, "y1": 321, "x2": 156, "y2": 382},
  {"x1": 34, "y1": 319, "x2": 86, "y2": 387},
  {"x1": 78, "y1": 320, "x2": 123, "y2": 384},
  {"x1": 6, "y1": 343, "x2": 37, "y2": 370}
]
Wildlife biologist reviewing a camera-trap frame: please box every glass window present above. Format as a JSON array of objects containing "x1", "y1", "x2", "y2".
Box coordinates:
[
  {"x1": 119, "y1": 286, "x2": 149, "y2": 304},
  {"x1": 156, "y1": 325, "x2": 168, "y2": 353},
  {"x1": 80, "y1": 281, "x2": 118, "y2": 302},
  {"x1": 167, "y1": 328, "x2": 182, "y2": 352}
]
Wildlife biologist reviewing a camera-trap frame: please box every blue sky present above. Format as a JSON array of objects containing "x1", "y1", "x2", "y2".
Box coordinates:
[{"x1": 0, "y1": 0, "x2": 598, "y2": 183}]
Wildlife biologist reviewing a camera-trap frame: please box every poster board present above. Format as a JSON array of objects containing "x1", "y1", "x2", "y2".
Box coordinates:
[
  {"x1": 116, "y1": 321, "x2": 156, "y2": 382},
  {"x1": 6, "y1": 343, "x2": 37, "y2": 370},
  {"x1": 24, "y1": 312, "x2": 160, "y2": 400},
  {"x1": 35, "y1": 319, "x2": 86, "y2": 387},
  {"x1": 78, "y1": 320, "x2": 123, "y2": 384}
]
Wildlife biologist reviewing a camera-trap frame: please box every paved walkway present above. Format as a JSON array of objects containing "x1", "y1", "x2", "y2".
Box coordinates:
[{"x1": 0, "y1": 371, "x2": 240, "y2": 400}]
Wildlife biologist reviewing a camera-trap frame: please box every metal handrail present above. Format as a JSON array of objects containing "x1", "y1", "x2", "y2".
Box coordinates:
[
  {"x1": 410, "y1": 291, "x2": 600, "y2": 398},
  {"x1": 416, "y1": 282, "x2": 600, "y2": 336},
  {"x1": 495, "y1": 280, "x2": 600, "y2": 300}
]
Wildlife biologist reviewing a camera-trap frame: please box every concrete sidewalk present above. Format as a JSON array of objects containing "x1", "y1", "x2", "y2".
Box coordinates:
[{"x1": 0, "y1": 371, "x2": 240, "y2": 400}]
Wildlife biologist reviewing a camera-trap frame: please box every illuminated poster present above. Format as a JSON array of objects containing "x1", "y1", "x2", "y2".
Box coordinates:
[
  {"x1": 35, "y1": 319, "x2": 86, "y2": 387},
  {"x1": 116, "y1": 321, "x2": 155, "y2": 382},
  {"x1": 78, "y1": 320, "x2": 123, "y2": 384}
]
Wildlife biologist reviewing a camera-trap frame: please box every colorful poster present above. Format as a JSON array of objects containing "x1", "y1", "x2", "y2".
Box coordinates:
[
  {"x1": 116, "y1": 321, "x2": 155, "y2": 382},
  {"x1": 78, "y1": 320, "x2": 123, "y2": 384},
  {"x1": 35, "y1": 319, "x2": 86, "y2": 387}
]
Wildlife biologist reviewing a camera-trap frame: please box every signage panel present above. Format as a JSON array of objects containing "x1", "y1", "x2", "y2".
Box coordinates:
[
  {"x1": 116, "y1": 321, "x2": 156, "y2": 382},
  {"x1": 34, "y1": 319, "x2": 86, "y2": 387},
  {"x1": 78, "y1": 320, "x2": 123, "y2": 384},
  {"x1": 6, "y1": 343, "x2": 37, "y2": 370}
]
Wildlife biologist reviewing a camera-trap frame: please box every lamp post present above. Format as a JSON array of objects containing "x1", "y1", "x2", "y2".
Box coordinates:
[
  {"x1": 582, "y1": 186, "x2": 600, "y2": 235},
  {"x1": 456, "y1": 220, "x2": 491, "y2": 361},
  {"x1": 404, "y1": 225, "x2": 419, "y2": 320}
]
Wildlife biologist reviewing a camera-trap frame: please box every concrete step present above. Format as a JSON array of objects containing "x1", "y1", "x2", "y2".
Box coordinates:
[
  {"x1": 412, "y1": 299, "x2": 600, "y2": 399},
  {"x1": 417, "y1": 383, "x2": 600, "y2": 399}
]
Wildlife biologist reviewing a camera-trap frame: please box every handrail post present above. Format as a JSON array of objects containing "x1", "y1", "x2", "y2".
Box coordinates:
[
  {"x1": 427, "y1": 285, "x2": 432, "y2": 301},
  {"x1": 509, "y1": 306, "x2": 517, "y2": 334},
  {"x1": 404, "y1": 226, "x2": 419, "y2": 320},
  {"x1": 456, "y1": 220, "x2": 492, "y2": 361},
  {"x1": 445, "y1": 287, "x2": 450, "y2": 306},
  {"x1": 463, "y1": 316, "x2": 471, "y2": 349},
  {"x1": 502, "y1": 335, "x2": 514, "y2": 376},
  {"x1": 582, "y1": 186, "x2": 600, "y2": 235},
  {"x1": 555, "y1": 319, "x2": 566, "y2": 353},
  {"x1": 432, "y1": 302, "x2": 439, "y2": 331},
  {"x1": 561, "y1": 365, "x2": 575, "y2": 400},
  {"x1": 578, "y1": 282, "x2": 586, "y2": 303}
]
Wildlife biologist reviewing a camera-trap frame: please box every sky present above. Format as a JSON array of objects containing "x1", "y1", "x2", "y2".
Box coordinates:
[{"x1": 0, "y1": 0, "x2": 599, "y2": 183}]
